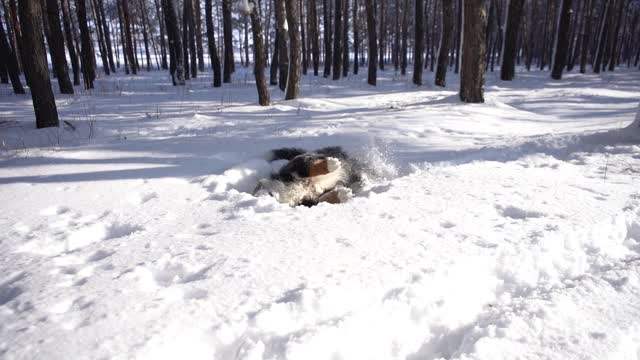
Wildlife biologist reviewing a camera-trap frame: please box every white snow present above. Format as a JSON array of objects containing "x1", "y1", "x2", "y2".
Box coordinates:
[{"x1": 1, "y1": 67, "x2": 640, "y2": 360}]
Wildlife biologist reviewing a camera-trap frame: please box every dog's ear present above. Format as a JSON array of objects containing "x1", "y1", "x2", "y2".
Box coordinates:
[{"x1": 309, "y1": 159, "x2": 330, "y2": 177}]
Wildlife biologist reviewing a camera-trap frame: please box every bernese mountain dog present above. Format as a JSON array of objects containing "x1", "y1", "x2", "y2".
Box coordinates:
[{"x1": 253, "y1": 146, "x2": 365, "y2": 206}]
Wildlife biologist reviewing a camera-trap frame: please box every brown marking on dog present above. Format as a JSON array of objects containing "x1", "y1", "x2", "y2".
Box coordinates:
[
  {"x1": 309, "y1": 159, "x2": 330, "y2": 177},
  {"x1": 318, "y1": 190, "x2": 342, "y2": 204}
]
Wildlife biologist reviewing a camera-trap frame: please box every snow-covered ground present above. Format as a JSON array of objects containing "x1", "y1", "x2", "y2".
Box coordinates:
[{"x1": 1, "y1": 68, "x2": 640, "y2": 360}]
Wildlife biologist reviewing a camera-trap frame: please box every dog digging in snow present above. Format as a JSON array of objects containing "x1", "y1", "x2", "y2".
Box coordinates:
[{"x1": 253, "y1": 146, "x2": 366, "y2": 207}]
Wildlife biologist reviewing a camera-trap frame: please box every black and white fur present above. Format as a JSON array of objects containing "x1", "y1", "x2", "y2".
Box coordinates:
[{"x1": 253, "y1": 146, "x2": 364, "y2": 206}]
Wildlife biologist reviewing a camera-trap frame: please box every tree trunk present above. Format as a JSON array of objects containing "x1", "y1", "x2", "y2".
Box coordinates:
[
  {"x1": 284, "y1": 0, "x2": 301, "y2": 99},
  {"x1": 607, "y1": 0, "x2": 626, "y2": 71},
  {"x1": 460, "y1": 0, "x2": 487, "y2": 103},
  {"x1": 323, "y1": 0, "x2": 332, "y2": 77},
  {"x1": 18, "y1": 0, "x2": 59, "y2": 128},
  {"x1": 43, "y1": 0, "x2": 74, "y2": 93},
  {"x1": 310, "y1": 0, "x2": 320, "y2": 75},
  {"x1": 393, "y1": 0, "x2": 399, "y2": 70},
  {"x1": 454, "y1": 0, "x2": 461, "y2": 73},
  {"x1": 163, "y1": 0, "x2": 185, "y2": 84},
  {"x1": 378, "y1": 0, "x2": 385, "y2": 69},
  {"x1": 525, "y1": 0, "x2": 537, "y2": 71},
  {"x1": 139, "y1": 0, "x2": 153, "y2": 71},
  {"x1": 270, "y1": 34, "x2": 280, "y2": 84},
  {"x1": 87, "y1": 0, "x2": 110, "y2": 75},
  {"x1": 566, "y1": 0, "x2": 581, "y2": 71},
  {"x1": 195, "y1": 0, "x2": 205, "y2": 72},
  {"x1": 76, "y1": 0, "x2": 96, "y2": 88},
  {"x1": 222, "y1": 0, "x2": 233, "y2": 82},
  {"x1": 501, "y1": 0, "x2": 524, "y2": 80},
  {"x1": 300, "y1": 0, "x2": 308, "y2": 74},
  {"x1": 0, "y1": 56, "x2": 6, "y2": 84},
  {"x1": 551, "y1": 0, "x2": 573, "y2": 79},
  {"x1": 275, "y1": 0, "x2": 288, "y2": 89},
  {"x1": 342, "y1": 0, "x2": 349, "y2": 77},
  {"x1": 117, "y1": 0, "x2": 130, "y2": 73},
  {"x1": 352, "y1": 0, "x2": 359, "y2": 74},
  {"x1": 0, "y1": 15, "x2": 24, "y2": 93},
  {"x1": 182, "y1": 0, "x2": 191, "y2": 79},
  {"x1": 61, "y1": 0, "x2": 80, "y2": 84},
  {"x1": 413, "y1": 0, "x2": 424, "y2": 85},
  {"x1": 97, "y1": 0, "x2": 116, "y2": 72},
  {"x1": 593, "y1": 1, "x2": 611, "y2": 73},
  {"x1": 332, "y1": 0, "x2": 343, "y2": 79},
  {"x1": 121, "y1": 0, "x2": 137, "y2": 74},
  {"x1": 8, "y1": 0, "x2": 23, "y2": 73},
  {"x1": 400, "y1": 0, "x2": 408, "y2": 75},
  {"x1": 154, "y1": 0, "x2": 169, "y2": 69},
  {"x1": 365, "y1": 0, "x2": 376, "y2": 85},
  {"x1": 247, "y1": 0, "x2": 270, "y2": 105},
  {"x1": 435, "y1": 0, "x2": 454, "y2": 86},
  {"x1": 205, "y1": 0, "x2": 222, "y2": 86},
  {"x1": 579, "y1": 0, "x2": 594, "y2": 73}
]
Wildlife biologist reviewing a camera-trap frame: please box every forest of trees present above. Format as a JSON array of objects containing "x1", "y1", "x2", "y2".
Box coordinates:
[{"x1": 2, "y1": 0, "x2": 640, "y2": 128}]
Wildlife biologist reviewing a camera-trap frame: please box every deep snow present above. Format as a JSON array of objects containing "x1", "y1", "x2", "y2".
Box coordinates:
[{"x1": 1, "y1": 68, "x2": 640, "y2": 360}]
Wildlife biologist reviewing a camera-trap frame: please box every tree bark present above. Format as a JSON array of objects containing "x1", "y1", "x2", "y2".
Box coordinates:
[
  {"x1": 77, "y1": 0, "x2": 96, "y2": 88},
  {"x1": 377, "y1": 0, "x2": 385, "y2": 70},
  {"x1": 342, "y1": 0, "x2": 349, "y2": 77},
  {"x1": 88, "y1": 0, "x2": 110, "y2": 75},
  {"x1": 352, "y1": 0, "x2": 359, "y2": 74},
  {"x1": 18, "y1": 0, "x2": 59, "y2": 128},
  {"x1": 97, "y1": 0, "x2": 116, "y2": 72},
  {"x1": 154, "y1": 0, "x2": 168, "y2": 69},
  {"x1": 593, "y1": 1, "x2": 611, "y2": 73},
  {"x1": 284, "y1": 0, "x2": 301, "y2": 99},
  {"x1": 323, "y1": 0, "x2": 332, "y2": 77},
  {"x1": 121, "y1": 0, "x2": 137, "y2": 74},
  {"x1": 364, "y1": 0, "x2": 376, "y2": 85},
  {"x1": 460, "y1": 0, "x2": 487, "y2": 103},
  {"x1": 60, "y1": 0, "x2": 80, "y2": 84},
  {"x1": 44, "y1": 0, "x2": 74, "y2": 93},
  {"x1": 0, "y1": 55, "x2": 6, "y2": 84},
  {"x1": 435, "y1": 0, "x2": 454, "y2": 86},
  {"x1": 270, "y1": 34, "x2": 280, "y2": 84},
  {"x1": 501, "y1": 0, "x2": 524, "y2": 80},
  {"x1": 551, "y1": 0, "x2": 573, "y2": 79},
  {"x1": 182, "y1": 0, "x2": 191, "y2": 79},
  {"x1": 163, "y1": 0, "x2": 185, "y2": 84},
  {"x1": 566, "y1": 0, "x2": 581, "y2": 71},
  {"x1": 244, "y1": 15, "x2": 250, "y2": 67},
  {"x1": 332, "y1": 0, "x2": 343, "y2": 79},
  {"x1": 275, "y1": 0, "x2": 288, "y2": 89},
  {"x1": 0, "y1": 14, "x2": 24, "y2": 93},
  {"x1": 577, "y1": 0, "x2": 592, "y2": 73},
  {"x1": 413, "y1": 0, "x2": 424, "y2": 85},
  {"x1": 300, "y1": 0, "x2": 308, "y2": 74},
  {"x1": 117, "y1": 0, "x2": 129, "y2": 72},
  {"x1": 222, "y1": 0, "x2": 233, "y2": 82},
  {"x1": 454, "y1": 0, "x2": 461, "y2": 73},
  {"x1": 195, "y1": 0, "x2": 205, "y2": 72},
  {"x1": 247, "y1": 0, "x2": 270, "y2": 105},
  {"x1": 310, "y1": 0, "x2": 320, "y2": 75},
  {"x1": 607, "y1": 0, "x2": 626, "y2": 71},
  {"x1": 139, "y1": 0, "x2": 153, "y2": 71},
  {"x1": 205, "y1": 0, "x2": 222, "y2": 86},
  {"x1": 8, "y1": 0, "x2": 23, "y2": 73},
  {"x1": 400, "y1": 0, "x2": 408, "y2": 75}
]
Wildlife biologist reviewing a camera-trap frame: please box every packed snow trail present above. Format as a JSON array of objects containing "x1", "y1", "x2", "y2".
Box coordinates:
[{"x1": 1, "y1": 69, "x2": 639, "y2": 359}]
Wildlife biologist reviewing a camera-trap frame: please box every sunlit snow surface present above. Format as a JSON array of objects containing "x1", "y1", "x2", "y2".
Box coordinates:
[{"x1": 1, "y1": 68, "x2": 640, "y2": 359}]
